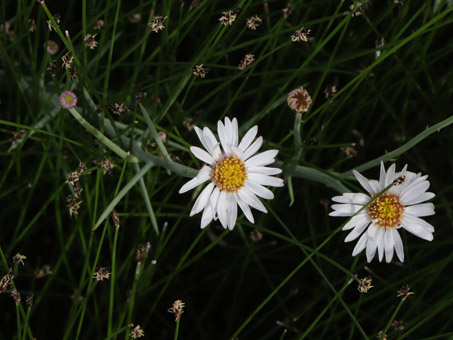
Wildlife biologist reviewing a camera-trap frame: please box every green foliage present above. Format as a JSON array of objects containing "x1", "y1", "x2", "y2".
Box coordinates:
[{"x1": 1, "y1": 0, "x2": 453, "y2": 339}]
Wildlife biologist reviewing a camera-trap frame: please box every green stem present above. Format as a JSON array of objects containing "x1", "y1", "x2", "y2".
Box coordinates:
[{"x1": 68, "y1": 108, "x2": 137, "y2": 161}]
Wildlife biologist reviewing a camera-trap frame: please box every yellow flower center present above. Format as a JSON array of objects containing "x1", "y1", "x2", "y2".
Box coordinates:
[
  {"x1": 211, "y1": 156, "x2": 248, "y2": 192},
  {"x1": 64, "y1": 95, "x2": 74, "y2": 104},
  {"x1": 368, "y1": 193, "x2": 405, "y2": 229}
]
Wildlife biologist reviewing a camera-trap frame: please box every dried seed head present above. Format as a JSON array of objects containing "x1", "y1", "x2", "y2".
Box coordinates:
[
  {"x1": 62, "y1": 52, "x2": 73, "y2": 69},
  {"x1": 79, "y1": 162, "x2": 88, "y2": 172},
  {"x1": 11, "y1": 130, "x2": 26, "y2": 146},
  {"x1": 219, "y1": 10, "x2": 237, "y2": 26},
  {"x1": 168, "y1": 299, "x2": 185, "y2": 322},
  {"x1": 84, "y1": 33, "x2": 98, "y2": 50},
  {"x1": 357, "y1": 277, "x2": 373, "y2": 293},
  {"x1": 377, "y1": 330, "x2": 387, "y2": 340},
  {"x1": 135, "y1": 89, "x2": 147, "y2": 104},
  {"x1": 129, "y1": 324, "x2": 145, "y2": 338},
  {"x1": 73, "y1": 185, "x2": 83, "y2": 198},
  {"x1": 47, "y1": 13, "x2": 61, "y2": 31},
  {"x1": 47, "y1": 61, "x2": 58, "y2": 78},
  {"x1": 391, "y1": 320, "x2": 407, "y2": 330},
  {"x1": 246, "y1": 15, "x2": 262, "y2": 30},
  {"x1": 111, "y1": 210, "x2": 120, "y2": 229},
  {"x1": 287, "y1": 86, "x2": 312, "y2": 113},
  {"x1": 94, "y1": 19, "x2": 104, "y2": 30},
  {"x1": 291, "y1": 27, "x2": 311, "y2": 42},
  {"x1": 397, "y1": 284, "x2": 414, "y2": 300},
  {"x1": 10, "y1": 289, "x2": 21, "y2": 305},
  {"x1": 192, "y1": 64, "x2": 208, "y2": 78},
  {"x1": 392, "y1": 175, "x2": 406, "y2": 186},
  {"x1": 69, "y1": 67, "x2": 78, "y2": 81},
  {"x1": 93, "y1": 267, "x2": 111, "y2": 281},
  {"x1": 100, "y1": 159, "x2": 115, "y2": 175},
  {"x1": 250, "y1": 229, "x2": 263, "y2": 242},
  {"x1": 66, "y1": 171, "x2": 80, "y2": 185},
  {"x1": 109, "y1": 103, "x2": 130, "y2": 115},
  {"x1": 183, "y1": 117, "x2": 195, "y2": 131},
  {"x1": 26, "y1": 293, "x2": 34, "y2": 308},
  {"x1": 12, "y1": 253, "x2": 27, "y2": 266},
  {"x1": 350, "y1": 0, "x2": 370, "y2": 17},
  {"x1": 0, "y1": 268, "x2": 14, "y2": 293},
  {"x1": 324, "y1": 84, "x2": 337, "y2": 99},
  {"x1": 238, "y1": 54, "x2": 255, "y2": 70},
  {"x1": 282, "y1": 3, "x2": 293, "y2": 18},
  {"x1": 149, "y1": 16, "x2": 166, "y2": 32},
  {"x1": 66, "y1": 195, "x2": 82, "y2": 216},
  {"x1": 341, "y1": 145, "x2": 358, "y2": 157},
  {"x1": 129, "y1": 13, "x2": 142, "y2": 24},
  {"x1": 135, "y1": 245, "x2": 146, "y2": 262},
  {"x1": 35, "y1": 265, "x2": 52, "y2": 278}
]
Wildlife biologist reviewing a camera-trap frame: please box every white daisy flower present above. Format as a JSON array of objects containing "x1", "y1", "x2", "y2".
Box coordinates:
[
  {"x1": 179, "y1": 117, "x2": 284, "y2": 230},
  {"x1": 329, "y1": 162, "x2": 435, "y2": 263}
]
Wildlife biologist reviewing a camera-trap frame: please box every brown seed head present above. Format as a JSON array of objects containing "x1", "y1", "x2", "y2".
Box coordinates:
[
  {"x1": 0, "y1": 268, "x2": 14, "y2": 293},
  {"x1": 11, "y1": 130, "x2": 26, "y2": 146},
  {"x1": 357, "y1": 277, "x2": 373, "y2": 293},
  {"x1": 100, "y1": 159, "x2": 115, "y2": 175},
  {"x1": 168, "y1": 299, "x2": 185, "y2": 322},
  {"x1": 12, "y1": 253, "x2": 27, "y2": 266},
  {"x1": 84, "y1": 33, "x2": 98, "y2": 50},
  {"x1": 26, "y1": 293, "x2": 34, "y2": 308},
  {"x1": 93, "y1": 267, "x2": 111, "y2": 281},
  {"x1": 10, "y1": 289, "x2": 21, "y2": 305},
  {"x1": 282, "y1": 3, "x2": 293, "y2": 18},
  {"x1": 28, "y1": 19, "x2": 36, "y2": 32},
  {"x1": 94, "y1": 19, "x2": 104, "y2": 30},
  {"x1": 111, "y1": 210, "x2": 120, "y2": 229},
  {"x1": 129, "y1": 324, "x2": 145, "y2": 338},
  {"x1": 291, "y1": 27, "x2": 311, "y2": 42},
  {"x1": 149, "y1": 16, "x2": 166, "y2": 32},
  {"x1": 397, "y1": 284, "x2": 414, "y2": 300},
  {"x1": 47, "y1": 61, "x2": 58, "y2": 78},
  {"x1": 246, "y1": 15, "x2": 262, "y2": 30},
  {"x1": 219, "y1": 10, "x2": 237, "y2": 26},
  {"x1": 109, "y1": 102, "x2": 130, "y2": 116},
  {"x1": 66, "y1": 195, "x2": 82, "y2": 216},
  {"x1": 62, "y1": 52, "x2": 73, "y2": 69},
  {"x1": 66, "y1": 171, "x2": 80, "y2": 185},
  {"x1": 192, "y1": 64, "x2": 209, "y2": 78},
  {"x1": 238, "y1": 54, "x2": 255, "y2": 70},
  {"x1": 287, "y1": 86, "x2": 312, "y2": 113},
  {"x1": 35, "y1": 265, "x2": 52, "y2": 278}
]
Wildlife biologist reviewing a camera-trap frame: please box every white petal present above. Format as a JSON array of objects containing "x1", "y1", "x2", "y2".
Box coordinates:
[
  {"x1": 368, "y1": 180, "x2": 381, "y2": 194},
  {"x1": 190, "y1": 182, "x2": 215, "y2": 216},
  {"x1": 248, "y1": 173, "x2": 284, "y2": 187},
  {"x1": 400, "y1": 180, "x2": 430, "y2": 203},
  {"x1": 405, "y1": 203, "x2": 435, "y2": 217},
  {"x1": 203, "y1": 127, "x2": 222, "y2": 161},
  {"x1": 392, "y1": 228, "x2": 404, "y2": 262},
  {"x1": 403, "y1": 192, "x2": 435, "y2": 205},
  {"x1": 366, "y1": 237, "x2": 378, "y2": 262},
  {"x1": 367, "y1": 223, "x2": 379, "y2": 241},
  {"x1": 194, "y1": 126, "x2": 208, "y2": 150},
  {"x1": 344, "y1": 219, "x2": 370, "y2": 242},
  {"x1": 342, "y1": 212, "x2": 369, "y2": 231},
  {"x1": 235, "y1": 193, "x2": 255, "y2": 223},
  {"x1": 376, "y1": 228, "x2": 385, "y2": 262},
  {"x1": 231, "y1": 117, "x2": 239, "y2": 148},
  {"x1": 330, "y1": 204, "x2": 363, "y2": 217},
  {"x1": 200, "y1": 201, "x2": 214, "y2": 228},
  {"x1": 238, "y1": 186, "x2": 267, "y2": 213},
  {"x1": 217, "y1": 191, "x2": 228, "y2": 229},
  {"x1": 247, "y1": 166, "x2": 282, "y2": 176},
  {"x1": 179, "y1": 166, "x2": 211, "y2": 194},
  {"x1": 331, "y1": 193, "x2": 370, "y2": 205},
  {"x1": 227, "y1": 195, "x2": 238, "y2": 230},
  {"x1": 384, "y1": 163, "x2": 396, "y2": 187},
  {"x1": 190, "y1": 146, "x2": 216, "y2": 165},
  {"x1": 384, "y1": 229, "x2": 395, "y2": 263},
  {"x1": 245, "y1": 149, "x2": 278, "y2": 167},
  {"x1": 401, "y1": 215, "x2": 434, "y2": 241},
  {"x1": 352, "y1": 232, "x2": 368, "y2": 256},
  {"x1": 353, "y1": 170, "x2": 375, "y2": 195},
  {"x1": 378, "y1": 162, "x2": 386, "y2": 188},
  {"x1": 210, "y1": 187, "x2": 220, "y2": 217},
  {"x1": 245, "y1": 181, "x2": 274, "y2": 200},
  {"x1": 243, "y1": 137, "x2": 263, "y2": 160},
  {"x1": 217, "y1": 120, "x2": 231, "y2": 155},
  {"x1": 403, "y1": 213, "x2": 435, "y2": 232},
  {"x1": 238, "y1": 126, "x2": 258, "y2": 151}
]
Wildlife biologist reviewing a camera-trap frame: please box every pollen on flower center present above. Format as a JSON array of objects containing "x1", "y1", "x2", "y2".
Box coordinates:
[
  {"x1": 211, "y1": 155, "x2": 248, "y2": 192},
  {"x1": 368, "y1": 193, "x2": 405, "y2": 229}
]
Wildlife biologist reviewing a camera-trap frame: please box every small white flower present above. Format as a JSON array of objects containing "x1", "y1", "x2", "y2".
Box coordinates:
[
  {"x1": 330, "y1": 162, "x2": 435, "y2": 263},
  {"x1": 179, "y1": 117, "x2": 284, "y2": 230}
]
